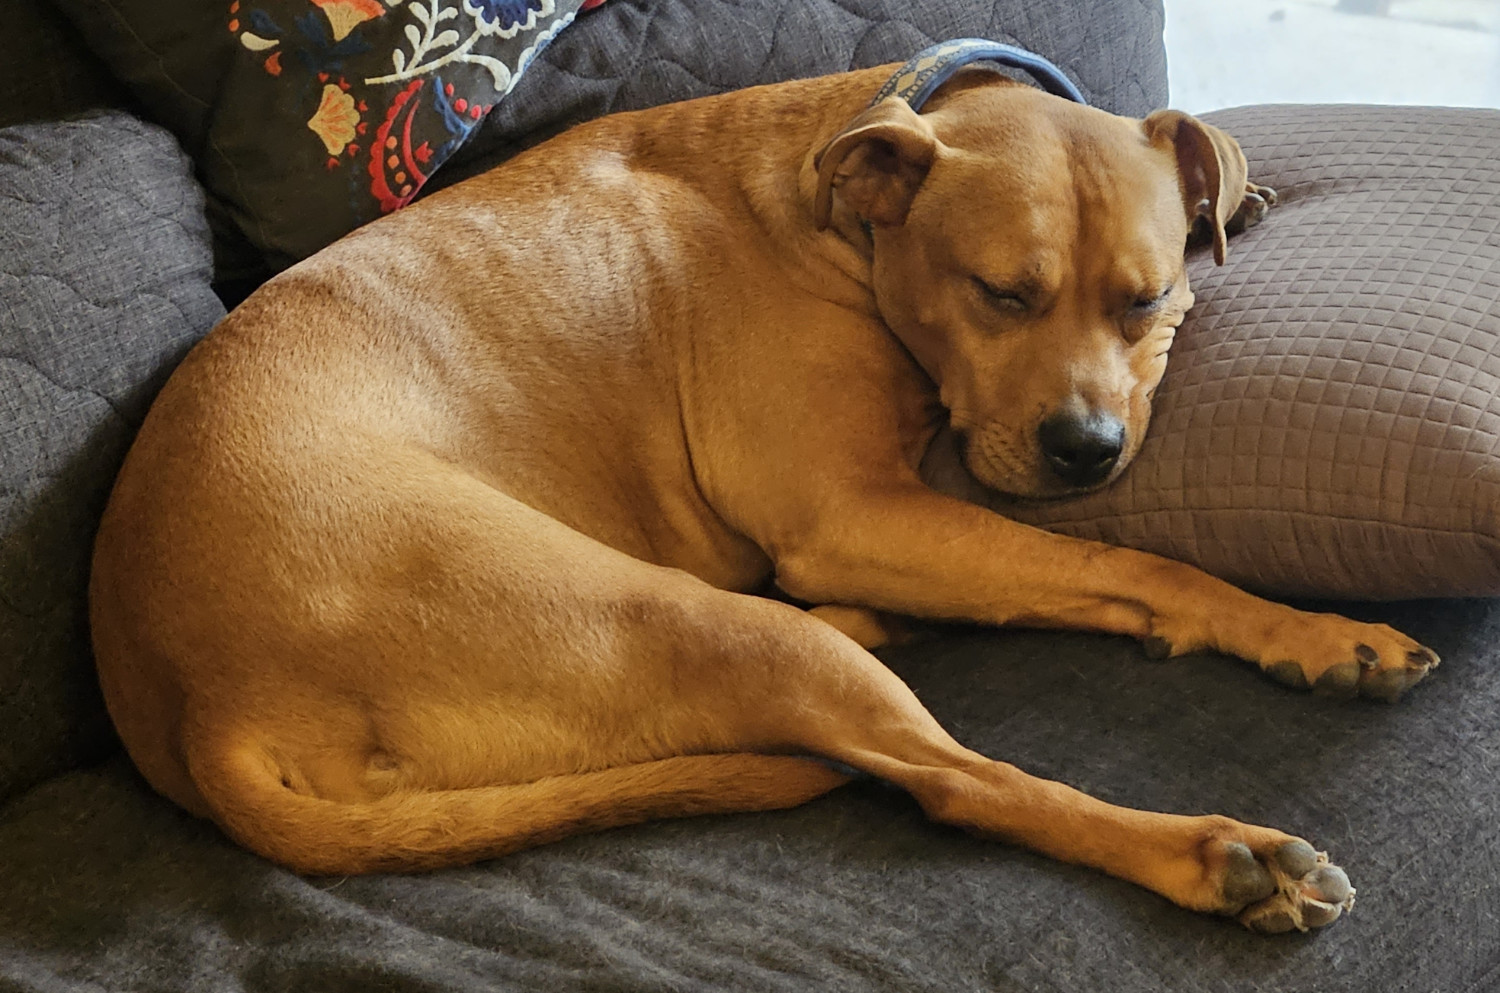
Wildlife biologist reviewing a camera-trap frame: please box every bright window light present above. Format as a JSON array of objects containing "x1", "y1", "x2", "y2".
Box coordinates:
[{"x1": 1165, "y1": 0, "x2": 1500, "y2": 112}]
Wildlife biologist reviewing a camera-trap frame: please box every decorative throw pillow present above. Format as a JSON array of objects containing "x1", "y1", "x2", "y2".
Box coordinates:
[
  {"x1": 982, "y1": 104, "x2": 1500, "y2": 601},
  {"x1": 50, "y1": 0, "x2": 593, "y2": 276},
  {"x1": 0, "y1": 113, "x2": 225, "y2": 800}
]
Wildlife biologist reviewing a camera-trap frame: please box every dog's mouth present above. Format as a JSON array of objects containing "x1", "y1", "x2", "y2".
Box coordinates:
[{"x1": 956, "y1": 427, "x2": 1128, "y2": 503}]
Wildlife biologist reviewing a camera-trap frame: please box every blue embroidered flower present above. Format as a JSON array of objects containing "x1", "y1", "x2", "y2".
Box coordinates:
[{"x1": 463, "y1": 0, "x2": 553, "y2": 37}]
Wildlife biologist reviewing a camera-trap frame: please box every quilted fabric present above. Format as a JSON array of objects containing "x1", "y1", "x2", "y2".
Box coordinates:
[
  {"x1": 431, "y1": 0, "x2": 1170, "y2": 191},
  {"x1": 998, "y1": 104, "x2": 1500, "y2": 600},
  {"x1": 0, "y1": 113, "x2": 225, "y2": 801}
]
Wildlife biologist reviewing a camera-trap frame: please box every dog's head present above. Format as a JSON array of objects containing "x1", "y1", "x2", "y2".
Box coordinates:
[{"x1": 813, "y1": 79, "x2": 1252, "y2": 498}]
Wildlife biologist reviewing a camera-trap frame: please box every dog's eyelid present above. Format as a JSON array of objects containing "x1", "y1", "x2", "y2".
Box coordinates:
[
  {"x1": 1119, "y1": 286, "x2": 1175, "y2": 344},
  {"x1": 1131, "y1": 286, "x2": 1174, "y2": 310},
  {"x1": 972, "y1": 275, "x2": 1028, "y2": 311}
]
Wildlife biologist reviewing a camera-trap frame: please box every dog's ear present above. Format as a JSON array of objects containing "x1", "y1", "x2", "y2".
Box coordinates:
[
  {"x1": 813, "y1": 98, "x2": 939, "y2": 231},
  {"x1": 1142, "y1": 110, "x2": 1250, "y2": 265}
]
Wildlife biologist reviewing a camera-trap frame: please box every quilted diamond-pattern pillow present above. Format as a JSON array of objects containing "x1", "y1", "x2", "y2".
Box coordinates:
[{"x1": 990, "y1": 104, "x2": 1500, "y2": 600}]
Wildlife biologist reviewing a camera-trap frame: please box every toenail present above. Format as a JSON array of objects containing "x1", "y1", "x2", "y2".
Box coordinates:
[
  {"x1": 1143, "y1": 636, "x2": 1172, "y2": 661},
  {"x1": 1408, "y1": 648, "x2": 1439, "y2": 669}
]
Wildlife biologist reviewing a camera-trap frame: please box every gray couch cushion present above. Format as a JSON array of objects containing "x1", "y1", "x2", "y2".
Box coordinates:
[
  {"x1": 992, "y1": 105, "x2": 1500, "y2": 600},
  {"x1": 0, "y1": 597, "x2": 1493, "y2": 991},
  {"x1": 0, "y1": 112, "x2": 224, "y2": 801},
  {"x1": 432, "y1": 0, "x2": 1170, "y2": 191}
]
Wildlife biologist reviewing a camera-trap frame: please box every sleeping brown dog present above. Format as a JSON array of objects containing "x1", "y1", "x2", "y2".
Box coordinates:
[{"x1": 90, "y1": 54, "x2": 1438, "y2": 934}]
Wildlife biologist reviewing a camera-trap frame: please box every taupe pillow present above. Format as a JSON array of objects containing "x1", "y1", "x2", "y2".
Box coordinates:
[{"x1": 973, "y1": 104, "x2": 1500, "y2": 600}]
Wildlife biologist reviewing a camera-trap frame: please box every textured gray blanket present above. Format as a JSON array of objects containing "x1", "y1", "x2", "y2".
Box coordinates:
[{"x1": 4, "y1": 598, "x2": 1497, "y2": 991}]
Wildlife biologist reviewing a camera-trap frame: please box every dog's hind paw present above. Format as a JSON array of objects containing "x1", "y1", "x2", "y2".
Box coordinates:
[
  {"x1": 1230, "y1": 840, "x2": 1354, "y2": 934},
  {"x1": 1225, "y1": 182, "x2": 1278, "y2": 236}
]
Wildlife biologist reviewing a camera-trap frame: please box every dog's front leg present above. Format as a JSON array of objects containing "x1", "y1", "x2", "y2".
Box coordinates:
[{"x1": 772, "y1": 482, "x2": 1437, "y2": 701}]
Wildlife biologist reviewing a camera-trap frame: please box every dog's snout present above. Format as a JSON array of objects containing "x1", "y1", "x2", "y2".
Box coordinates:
[{"x1": 1037, "y1": 410, "x2": 1125, "y2": 488}]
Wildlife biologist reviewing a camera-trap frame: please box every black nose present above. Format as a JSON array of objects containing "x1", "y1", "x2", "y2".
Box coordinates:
[{"x1": 1037, "y1": 409, "x2": 1125, "y2": 488}]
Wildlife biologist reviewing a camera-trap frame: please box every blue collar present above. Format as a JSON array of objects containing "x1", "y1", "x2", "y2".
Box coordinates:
[{"x1": 870, "y1": 38, "x2": 1087, "y2": 111}]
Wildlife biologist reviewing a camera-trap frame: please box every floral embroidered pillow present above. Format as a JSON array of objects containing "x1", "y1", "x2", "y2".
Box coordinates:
[{"x1": 51, "y1": 0, "x2": 596, "y2": 276}]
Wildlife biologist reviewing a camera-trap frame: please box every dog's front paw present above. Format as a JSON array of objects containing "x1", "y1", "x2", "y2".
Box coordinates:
[
  {"x1": 1144, "y1": 607, "x2": 1438, "y2": 702},
  {"x1": 1256, "y1": 612, "x2": 1438, "y2": 702}
]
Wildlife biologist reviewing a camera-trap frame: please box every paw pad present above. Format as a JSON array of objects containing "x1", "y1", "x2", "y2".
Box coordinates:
[
  {"x1": 1220, "y1": 842, "x2": 1276, "y2": 906},
  {"x1": 1363, "y1": 666, "x2": 1424, "y2": 703},
  {"x1": 1267, "y1": 660, "x2": 1309, "y2": 689},
  {"x1": 1312, "y1": 661, "x2": 1360, "y2": 698},
  {"x1": 1236, "y1": 841, "x2": 1355, "y2": 935}
]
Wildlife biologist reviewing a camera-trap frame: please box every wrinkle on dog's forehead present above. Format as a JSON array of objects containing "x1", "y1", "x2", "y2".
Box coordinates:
[
  {"x1": 924, "y1": 152, "x2": 1069, "y2": 275},
  {"x1": 928, "y1": 87, "x2": 1182, "y2": 220}
]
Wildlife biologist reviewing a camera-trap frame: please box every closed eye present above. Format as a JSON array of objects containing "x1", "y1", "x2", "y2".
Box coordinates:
[
  {"x1": 1131, "y1": 287, "x2": 1174, "y2": 312},
  {"x1": 973, "y1": 276, "x2": 1027, "y2": 312}
]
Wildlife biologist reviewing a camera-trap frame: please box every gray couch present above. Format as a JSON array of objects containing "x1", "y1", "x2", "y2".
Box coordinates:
[{"x1": 4, "y1": 1, "x2": 1498, "y2": 990}]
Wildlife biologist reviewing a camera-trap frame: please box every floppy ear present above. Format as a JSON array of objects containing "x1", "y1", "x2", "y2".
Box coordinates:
[
  {"x1": 1143, "y1": 110, "x2": 1251, "y2": 265},
  {"x1": 813, "y1": 97, "x2": 939, "y2": 231}
]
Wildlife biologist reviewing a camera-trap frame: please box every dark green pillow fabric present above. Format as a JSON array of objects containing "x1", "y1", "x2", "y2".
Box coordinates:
[{"x1": 50, "y1": 0, "x2": 589, "y2": 277}]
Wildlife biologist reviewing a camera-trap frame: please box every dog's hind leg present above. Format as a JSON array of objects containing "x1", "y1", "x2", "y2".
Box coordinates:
[
  {"x1": 183, "y1": 548, "x2": 1347, "y2": 931},
  {"x1": 164, "y1": 453, "x2": 1343, "y2": 931},
  {"x1": 599, "y1": 592, "x2": 1356, "y2": 934},
  {"x1": 166, "y1": 462, "x2": 857, "y2": 877}
]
